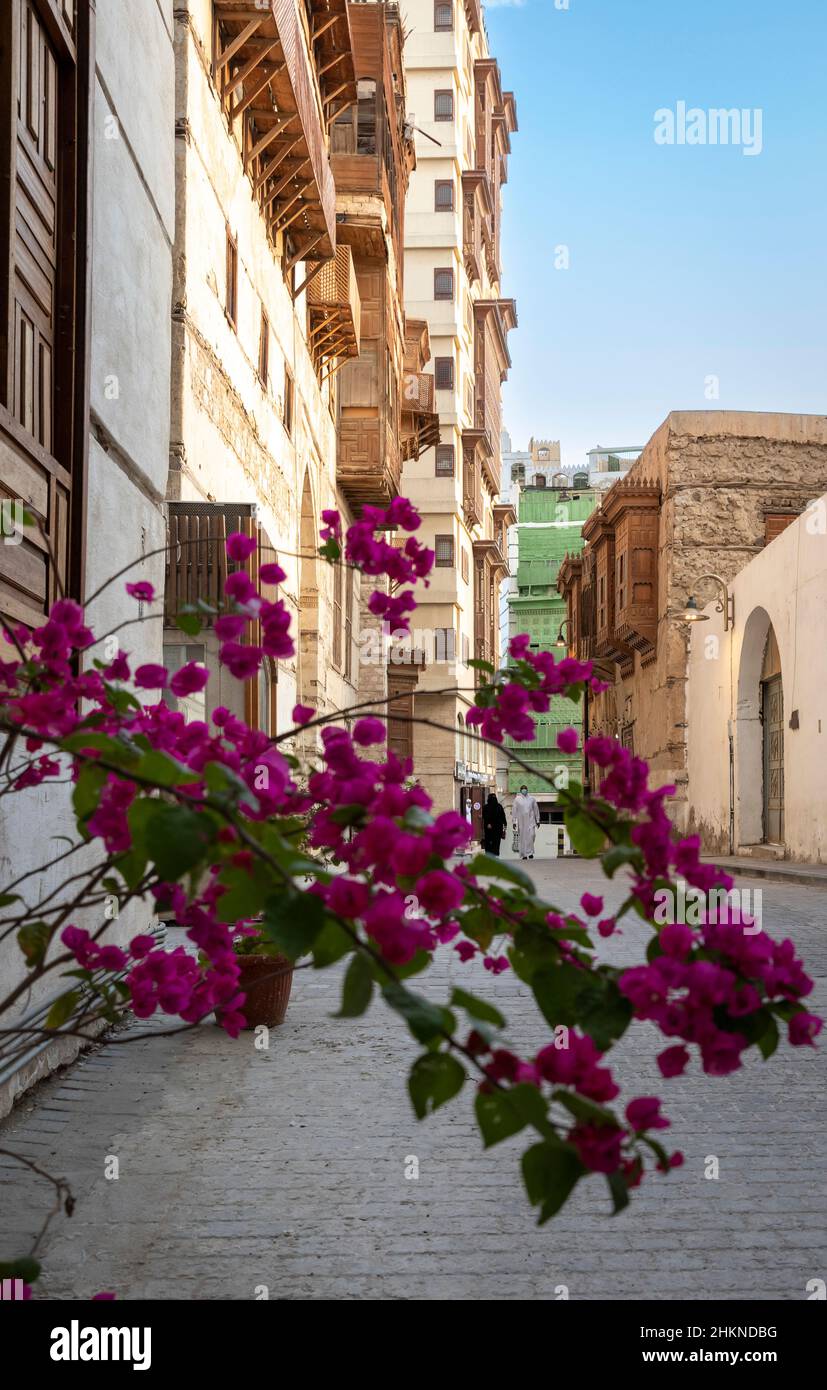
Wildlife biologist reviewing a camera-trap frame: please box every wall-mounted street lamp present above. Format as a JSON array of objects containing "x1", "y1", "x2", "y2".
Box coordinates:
[
  {"x1": 680, "y1": 574, "x2": 734, "y2": 631},
  {"x1": 554, "y1": 619, "x2": 571, "y2": 648}
]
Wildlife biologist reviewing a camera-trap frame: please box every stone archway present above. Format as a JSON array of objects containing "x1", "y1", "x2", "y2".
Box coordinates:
[
  {"x1": 298, "y1": 469, "x2": 321, "y2": 711},
  {"x1": 735, "y1": 606, "x2": 785, "y2": 848}
]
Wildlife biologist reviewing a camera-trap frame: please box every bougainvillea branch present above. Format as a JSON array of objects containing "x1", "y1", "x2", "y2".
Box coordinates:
[{"x1": 0, "y1": 496, "x2": 820, "y2": 1291}]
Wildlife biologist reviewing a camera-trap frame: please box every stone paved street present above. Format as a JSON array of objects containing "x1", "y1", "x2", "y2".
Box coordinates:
[{"x1": 1, "y1": 861, "x2": 825, "y2": 1300}]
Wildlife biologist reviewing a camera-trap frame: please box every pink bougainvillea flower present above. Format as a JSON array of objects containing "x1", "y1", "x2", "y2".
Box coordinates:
[
  {"x1": 352, "y1": 717, "x2": 386, "y2": 746},
  {"x1": 597, "y1": 918, "x2": 616, "y2": 939},
  {"x1": 169, "y1": 662, "x2": 209, "y2": 698},
  {"x1": 483, "y1": 955, "x2": 510, "y2": 975},
  {"x1": 789, "y1": 1012, "x2": 823, "y2": 1046},
  {"x1": 226, "y1": 531, "x2": 257, "y2": 563},
  {"x1": 556, "y1": 727, "x2": 579, "y2": 754},
  {"x1": 657, "y1": 1044, "x2": 690, "y2": 1078},
  {"x1": 218, "y1": 642, "x2": 263, "y2": 680},
  {"x1": 214, "y1": 613, "x2": 247, "y2": 640},
  {"x1": 415, "y1": 869, "x2": 465, "y2": 917},
  {"x1": 259, "y1": 562, "x2": 287, "y2": 585},
  {"x1": 626, "y1": 1096, "x2": 670, "y2": 1131},
  {"x1": 134, "y1": 663, "x2": 168, "y2": 690},
  {"x1": 125, "y1": 581, "x2": 155, "y2": 602},
  {"x1": 292, "y1": 704, "x2": 314, "y2": 726},
  {"x1": 580, "y1": 892, "x2": 604, "y2": 918}
]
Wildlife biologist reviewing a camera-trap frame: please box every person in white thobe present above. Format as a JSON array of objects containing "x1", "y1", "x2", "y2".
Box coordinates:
[{"x1": 512, "y1": 786, "x2": 540, "y2": 859}]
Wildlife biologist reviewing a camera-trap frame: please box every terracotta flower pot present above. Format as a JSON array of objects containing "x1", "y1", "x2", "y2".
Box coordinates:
[{"x1": 233, "y1": 953, "x2": 294, "y2": 1028}]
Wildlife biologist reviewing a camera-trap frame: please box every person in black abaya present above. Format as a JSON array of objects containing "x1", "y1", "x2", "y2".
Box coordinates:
[{"x1": 481, "y1": 791, "x2": 507, "y2": 856}]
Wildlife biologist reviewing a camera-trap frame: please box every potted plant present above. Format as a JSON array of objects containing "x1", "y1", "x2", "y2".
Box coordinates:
[{"x1": 224, "y1": 925, "x2": 294, "y2": 1029}]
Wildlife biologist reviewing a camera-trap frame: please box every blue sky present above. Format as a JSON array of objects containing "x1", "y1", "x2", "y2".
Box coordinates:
[{"x1": 484, "y1": 0, "x2": 827, "y2": 466}]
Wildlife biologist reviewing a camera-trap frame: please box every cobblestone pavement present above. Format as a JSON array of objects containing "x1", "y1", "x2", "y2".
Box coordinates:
[{"x1": 1, "y1": 861, "x2": 825, "y2": 1300}]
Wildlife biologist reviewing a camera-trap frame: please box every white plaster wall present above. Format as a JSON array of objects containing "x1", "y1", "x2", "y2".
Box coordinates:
[
  {"x1": 0, "y1": 1, "x2": 176, "y2": 1108},
  {"x1": 687, "y1": 495, "x2": 827, "y2": 862}
]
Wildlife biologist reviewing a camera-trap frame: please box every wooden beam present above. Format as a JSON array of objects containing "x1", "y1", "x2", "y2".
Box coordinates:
[
  {"x1": 276, "y1": 201, "x2": 315, "y2": 235},
  {"x1": 215, "y1": 16, "x2": 263, "y2": 73},
  {"x1": 292, "y1": 255, "x2": 327, "y2": 301},
  {"x1": 262, "y1": 160, "x2": 311, "y2": 214},
  {"x1": 232, "y1": 60, "x2": 285, "y2": 122},
  {"x1": 312, "y1": 15, "x2": 340, "y2": 41},
  {"x1": 247, "y1": 114, "x2": 295, "y2": 168},
  {"x1": 323, "y1": 81, "x2": 349, "y2": 109},
  {"x1": 318, "y1": 52, "x2": 347, "y2": 80},
  {"x1": 254, "y1": 138, "x2": 302, "y2": 193},
  {"x1": 287, "y1": 231, "x2": 325, "y2": 275},
  {"x1": 228, "y1": 39, "x2": 281, "y2": 100}
]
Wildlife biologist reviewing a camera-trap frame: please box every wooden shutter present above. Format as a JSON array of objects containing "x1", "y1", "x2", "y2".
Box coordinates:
[{"x1": 0, "y1": 0, "x2": 89, "y2": 628}]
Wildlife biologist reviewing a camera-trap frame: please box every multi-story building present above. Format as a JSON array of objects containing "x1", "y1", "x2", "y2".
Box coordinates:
[
  {"x1": 557, "y1": 411, "x2": 827, "y2": 832},
  {"x1": 400, "y1": 0, "x2": 517, "y2": 819},
  {"x1": 502, "y1": 477, "x2": 599, "y2": 826},
  {"x1": 166, "y1": 0, "x2": 422, "y2": 740},
  {"x1": 0, "y1": 0, "x2": 175, "y2": 1108}
]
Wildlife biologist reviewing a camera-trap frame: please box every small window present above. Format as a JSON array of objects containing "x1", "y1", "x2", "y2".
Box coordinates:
[
  {"x1": 462, "y1": 632, "x2": 470, "y2": 665},
  {"x1": 434, "y1": 356, "x2": 454, "y2": 391},
  {"x1": 226, "y1": 226, "x2": 238, "y2": 329},
  {"x1": 434, "y1": 267, "x2": 454, "y2": 301},
  {"x1": 434, "y1": 179, "x2": 454, "y2": 211},
  {"x1": 333, "y1": 560, "x2": 343, "y2": 670},
  {"x1": 258, "y1": 306, "x2": 269, "y2": 388},
  {"x1": 435, "y1": 444, "x2": 455, "y2": 476},
  {"x1": 434, "y1": 2, "x2": 453, "y2": 30},
  {"x1": 435, "y1": 534, "x2": 455, "y2": 567},
  {"x1": 461, "y1": 548, "x2": 469, "y2": 583},
  {"x1": 434, "y1": 627, "x2": 456, "y2": 661},
  {"x1": 283, "y1": 367, "x2": 294, "y2": 436},
  {"x1": 434, "y1": 89, "x2": 454, "y2": 122}
]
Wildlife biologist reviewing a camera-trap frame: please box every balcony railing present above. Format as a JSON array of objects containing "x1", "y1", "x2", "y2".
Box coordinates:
[
  {"x1": 401, "y1": 371, "x2": 440, "y2": 461},
  {"x1": 307, "y1": 244, "x2": 361, "y2": 375}
]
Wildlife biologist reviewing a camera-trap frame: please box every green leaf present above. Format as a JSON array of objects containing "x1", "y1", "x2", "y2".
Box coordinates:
[
  {"x1": 175, "y1": 611, "x2": 202, "y2": 637},
  {"x1": 601, "y1": 844, "x2": 643, "y2": 878},
  {"x1": 564, "y1": 807, "x2": 607, "y2": 858},
  {"x1": 45, "y1": 989, "x2": 81, "y2": 1030},
  {"x1": 0, "y1": 1256, "x2": 40, "y2": 1284},
  {"x1": 262, "y1": 891, "x2": 327, "y2": 961},
  {"x1": 475, "y1": 1083, "x2": 550, "y2": 1149},
  {"x1": 521, "y1": 1141, "x2": 584, "y2": 1223},
  {"x1": 757, "y1": 1014, "x2": 780, "y2": 1060},
  {"x1": 382, "y1": 982, "x2": 453, "y2": 1044},
  {"x1": 0, "y1": 893, "x2": 20, "y2": 908},
  {"x1": 17, "y1": 921, "x2": 52, "y2": 968},
  {"x1": 134, "y1": 750, "x2": 200, "y2": 787},
  {"x1": 606, "y1": 1169, "x2": 630, "y2": 1214},
  {"x1": 335, "y1": 952, "x2": 374, "y2": 1018},
  {"x1": 61, "y1": 730, "x2": 135, "y2": 763},
  {"x1": 72, "y1": 763, "x2": 108, "y2": 825},
  {"x1": 311, "y1": 919, "x2": 353, "y2": 969},
  {"x1": 552, "y1": 1088, "x2": 617, "y2": 1128},
  {"x1": 574, "y1": 975, "x2": 633, "y2": 1052},
  {"x1": 145, "y1": 804, "x2": 216, "y2": 880},
  {"x1": 408, "y1": 1052, "x2": 465, "y2": 1118},
  {"x1": 531, "y1": 963, "x2": 588, "y2": 1028},
  {"x1": 450, "y1": 986, "x2": 505, "y2": 1029},
  {"x1": 457, "y1": 904, "x2": 498, "y2": 952},
  {"x1": 467, "y1": 658, "x2": 495, "y2": 674},
  {"x1": 467, "y1": 853, "x2": 536, "y2": 894}
]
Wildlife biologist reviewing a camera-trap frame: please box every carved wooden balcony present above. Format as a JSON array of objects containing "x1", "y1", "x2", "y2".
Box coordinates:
[
  {"x1": 401, "y1": 371, "x2": 440, "y2": 461},
  {"x1": 602, "y1": 478, "x2": 661, "y2": 661},
  {"x1": 213, "y1": 0, "x2": 355, "y2": 263},
  {"x1": 307, "y1": 243, "x2": 361, "y2": 375}
]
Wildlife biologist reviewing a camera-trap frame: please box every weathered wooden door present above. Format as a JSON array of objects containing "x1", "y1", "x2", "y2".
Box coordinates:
[{"x1": 762, "y1": 674, "x2": 784, "y2": 844}]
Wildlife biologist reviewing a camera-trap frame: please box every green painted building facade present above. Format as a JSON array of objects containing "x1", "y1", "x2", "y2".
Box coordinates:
[{"x1": 506, "y1": 485, "x2": 599, "y2": 799}]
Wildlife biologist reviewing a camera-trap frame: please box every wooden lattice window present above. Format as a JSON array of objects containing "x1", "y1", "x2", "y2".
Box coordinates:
[
  {"x1": 435, "y1": 180, "x2": 454, "y2": 211},
  {"x1": 435, "y1": 534, "x2": 455, "y2": 567},
  {"x1": 434, "y1": 356, "x2": 454, "y2": 391},
  {"x1": 435, "y1": 444, "x2": 455, "y2": 476},
  {"x1": 434, "y1": 267, "x2": 454, "y2": 300},
  {"x1": 434, "y1": 2, "x2": 453, "y2": 30},
  {"x1": 434, "y1": 89, "x2": 454, "y2": 121}
]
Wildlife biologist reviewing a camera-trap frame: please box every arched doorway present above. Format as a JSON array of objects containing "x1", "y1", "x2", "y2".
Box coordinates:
[
  {"x1": 298, "y1": 470, "x2": 320, "y2": 711},
  {"x1": 736, "y1": 607, "x2": 785, "y2": 848}
]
